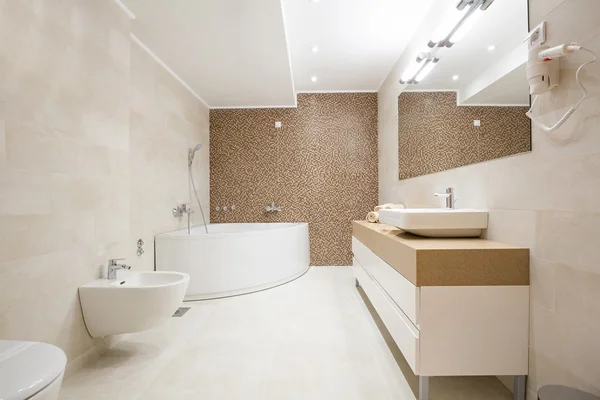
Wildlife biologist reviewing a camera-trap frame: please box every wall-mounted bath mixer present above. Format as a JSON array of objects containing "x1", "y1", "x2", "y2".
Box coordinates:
[
  {"x1": 172, "y1": 203, "x2": 193, "y2": 218},
  {"x1": 265, "y1": 201, "x2": 281, "y2": 214},
  {"x1": 173, "y1": 203, "x2": 195, "y2": 234},
  {"x1": 215, "y1": 204, "x2": 236, "y2": 212}
]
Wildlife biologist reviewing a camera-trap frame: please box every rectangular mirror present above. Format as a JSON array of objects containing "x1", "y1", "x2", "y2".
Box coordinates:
[{"x1": 398, "y1": 0, "x2": 531, "y2": 180}]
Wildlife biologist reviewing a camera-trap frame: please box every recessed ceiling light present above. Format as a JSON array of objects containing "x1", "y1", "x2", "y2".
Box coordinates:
[
  {"x1": 310, "y1": 0, "x2": 320, "y2": 3},
  {"x1": 310, "y1": 76, "x2": 318, "y2": 83},
  {"x1": 452, "y1": 75, "x2": 459, "y2": 81},
  {"x1": 311, "y1": 45, "x2": 319, "y2": 53},
  {"x1": 487, "y1": 45, "x2": 496, "y2": 51}
]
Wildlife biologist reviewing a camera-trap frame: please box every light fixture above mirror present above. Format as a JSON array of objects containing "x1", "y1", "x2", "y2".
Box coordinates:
[
  {"x1": 428, "y1": 0, "x2": 495, "y2": 48},
  {"x1": 399, "y1": 52, "x2": 439, "y2": 84},
  {"x1": 400, "y1": 0, "x2": 494, "y2": 85}
]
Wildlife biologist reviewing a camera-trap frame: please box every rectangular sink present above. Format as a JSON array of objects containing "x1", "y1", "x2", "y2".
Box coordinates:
[{"x1": 378, "y1": 208, "x2": 488, "y2": 238}]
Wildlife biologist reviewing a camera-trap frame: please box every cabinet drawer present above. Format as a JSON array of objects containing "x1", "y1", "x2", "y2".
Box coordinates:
[
  {"x1": 354, "y1": 260, "x2": 419, "y2": 373},
  {"x1": 353, "y1": 237, "x2": 419, "y2": 326},
  {"x1": 418, "y1": 286, "x2": 530, "y2": 376}
]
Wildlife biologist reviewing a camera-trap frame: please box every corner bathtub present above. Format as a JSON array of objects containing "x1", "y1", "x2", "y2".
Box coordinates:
[{"x1": 155, "y1": 223, "x2": 310, "y2": 300}]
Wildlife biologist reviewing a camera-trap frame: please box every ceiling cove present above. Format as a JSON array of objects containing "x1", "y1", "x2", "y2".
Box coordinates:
[{"x1": 117, "y1": 0, "x2": 434, "y2": 108}]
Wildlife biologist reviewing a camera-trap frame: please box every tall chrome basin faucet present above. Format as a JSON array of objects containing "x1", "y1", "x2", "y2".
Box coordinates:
[{"x1": 434, "y1": 187, "x2": 456, "y2": 209}]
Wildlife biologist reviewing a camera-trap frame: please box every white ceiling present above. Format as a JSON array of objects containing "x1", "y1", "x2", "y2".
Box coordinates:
[
  {"x1": 120, "y1": 0, "x2": 434, "y2": 107},
  {"x1": 405, "y1": 0, "x2": 530, "y2": 105},
  {"x1": 122, "y1": 0, "x2": 296, "y2": 108},
  {"x1": 282, "y1": 0, "x2": 434, "y2": 92},
  {"x1": 120, "y1": 0, "x2": 527, "y2": 107}
]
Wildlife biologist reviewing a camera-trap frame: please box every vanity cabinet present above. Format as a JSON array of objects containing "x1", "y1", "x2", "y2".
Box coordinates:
[{"x1": 352, "y1": 221, "x2": 530, "y2": 400}]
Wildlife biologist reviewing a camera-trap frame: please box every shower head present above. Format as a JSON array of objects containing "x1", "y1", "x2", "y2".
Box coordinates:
[{"x1": 188, "y1": 144, "x2": 203, "y2": 166}]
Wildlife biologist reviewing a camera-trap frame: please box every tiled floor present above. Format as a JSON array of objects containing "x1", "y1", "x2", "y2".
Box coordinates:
[{"x1": 60, "y1": 267, "x2": 512, "y2": 400}]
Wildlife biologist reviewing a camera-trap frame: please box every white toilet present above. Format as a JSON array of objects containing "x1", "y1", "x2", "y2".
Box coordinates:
[{"x1": 0, "y1": 341, "x2": 67, "y2": 400}]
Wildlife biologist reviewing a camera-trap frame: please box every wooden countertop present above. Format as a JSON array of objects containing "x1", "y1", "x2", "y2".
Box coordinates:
[{"x1": 352, "y1": 220, "x2": 530, "y2": 287}]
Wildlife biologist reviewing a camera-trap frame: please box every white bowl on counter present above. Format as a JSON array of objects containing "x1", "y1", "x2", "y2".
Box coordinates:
[{"x1": 378, "y1": 208, "x2": 489, "y2": 238}]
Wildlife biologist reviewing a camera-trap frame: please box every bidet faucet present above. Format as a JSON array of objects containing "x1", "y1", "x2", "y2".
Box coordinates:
[
  {"x1": 265, "y1": 201, "x2": 281, "y2": 213},
  {"x1": 108, "y1": 258, "x2": 131, "y2": 280},
  {"x1": 434, "y1": 187, "x2": 456, "y2": 209}
]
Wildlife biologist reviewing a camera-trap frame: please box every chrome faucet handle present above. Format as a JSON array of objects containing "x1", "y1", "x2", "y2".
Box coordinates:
[
  {"x1": 265, "y1": 202, "x2": 281, "y2": 213},
  {"x1": 434, "y1": 187, "x2": 454, "y2": 196},
  {"x1": 433, "y1": 187, "x2": 455, "y2": 209},
  {"x1": 107, "y1": 259, "x2": 131, "y2": 279}
]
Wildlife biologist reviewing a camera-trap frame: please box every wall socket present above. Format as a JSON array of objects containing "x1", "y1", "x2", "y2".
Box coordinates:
[{"x1": 526, "y1": 21, "x2": 546, "y2": 50}]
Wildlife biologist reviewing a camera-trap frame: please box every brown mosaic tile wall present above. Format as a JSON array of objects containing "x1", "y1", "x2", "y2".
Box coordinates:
[
  {"x1": 398, "y1": 92, "x2": 531, "y2": 180},
  {"x1": 210, "y1": 93, "x2": 378, "y2": 266}
]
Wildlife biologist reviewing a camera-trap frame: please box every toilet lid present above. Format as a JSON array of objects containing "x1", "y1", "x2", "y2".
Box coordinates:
[{"x1": 0, "y1": 341, "x2": 67, "y2": 400}]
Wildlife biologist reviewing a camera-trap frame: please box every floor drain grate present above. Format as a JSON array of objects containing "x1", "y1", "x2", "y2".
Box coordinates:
[{"x1": 172, "y1": 307, "x2": 190, "y2": 317}]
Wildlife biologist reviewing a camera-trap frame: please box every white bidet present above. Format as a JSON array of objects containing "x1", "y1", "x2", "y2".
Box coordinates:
[{"x1": 79, "y1": 271, "x2": 189, "y2": 338}]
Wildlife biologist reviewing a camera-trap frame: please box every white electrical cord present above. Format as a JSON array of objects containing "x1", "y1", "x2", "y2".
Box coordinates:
[{"x1": 526, "y1": 47, "x2": 597, "y2": 132}]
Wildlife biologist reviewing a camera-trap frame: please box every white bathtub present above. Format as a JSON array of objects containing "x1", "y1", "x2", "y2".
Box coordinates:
[{"x1": 155, "y1": 223, "x2": 310, "y2": 300}]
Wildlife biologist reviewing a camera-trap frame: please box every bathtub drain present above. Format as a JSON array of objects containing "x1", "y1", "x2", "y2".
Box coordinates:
[{"x1": 172, "y1": 307, "x2": 190, "y2": 317}]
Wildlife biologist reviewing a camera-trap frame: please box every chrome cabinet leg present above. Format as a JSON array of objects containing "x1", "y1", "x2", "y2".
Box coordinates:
[
  {"x1": 419, "y1": 376, "x2": 429, "y2": 400},
  {"x1": 513, "y1": 375, "x2": 527, "y2": 400}
]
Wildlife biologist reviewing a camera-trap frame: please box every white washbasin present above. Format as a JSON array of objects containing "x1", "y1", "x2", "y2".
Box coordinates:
[
  {"x1": 378, "y1": 208, "x2": 488, "y2": 238},
  {"x1": 79, "y1": 271, "x2": 189, "y2": 338}
]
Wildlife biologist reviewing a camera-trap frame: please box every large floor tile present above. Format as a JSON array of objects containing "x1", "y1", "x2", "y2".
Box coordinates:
[{"x1": 61, "y1": 267, "x2": 512, "y2": 400}]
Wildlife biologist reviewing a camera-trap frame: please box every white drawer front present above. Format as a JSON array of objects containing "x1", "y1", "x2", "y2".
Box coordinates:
[
  {"x1": 354, "y1": 261, "x2": 419, "y2": 374},
  {"x1": 418, "y1": 286, "x2": 530, "y2": 376},
  {"x1": 353, "y1": 237, "x2": 419, "y2": 326}
]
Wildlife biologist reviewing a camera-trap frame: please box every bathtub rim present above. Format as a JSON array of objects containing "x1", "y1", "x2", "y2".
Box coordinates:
[{"x1": 155, "y1": 222, "x2": 309, "y2": 239}]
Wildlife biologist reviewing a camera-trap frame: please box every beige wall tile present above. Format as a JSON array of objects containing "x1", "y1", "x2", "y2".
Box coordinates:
[
  {"x1": 0, "y1": 0, "x2": 209, "y2": 362},
  {"x1": 0, "y1": 214, "x2": 95, "y2": 263},
  {"x1": 528, "y1": 349, "x2": 600, "y2": 397},
  {"x1": 0, "y1": 168, "x2": 53, "y2": 215},
  {"x1": 486, "y1": 152, "x2": 600, "y2": 213},
  {"x1": 529, "y1": 304, "x2": 600, "y2": 393},
  {"x1": 520, "y1": 93, "x2": 600, "y2": 169},
  {"x1": 485, "y1": 209, "x2": 538, "y2": 251},
  {"x1": 541, "y1": 0, "x2": 600, "y2": 48},
  {"x1": 0, "y1": 117, "x2": 5, "y2": 165},
  {"x1": 528, "y1": 0, "x2": 565, "y2": 26},
  {"x1": 535, "y1": 211, "x2": 600, "y2": 274},
  {"x1": 554, "y1": 263, "x2": 600, "y2": 332},
  {"x1": 529, "y1": 258, "x2": 557, "y2": 311}
]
